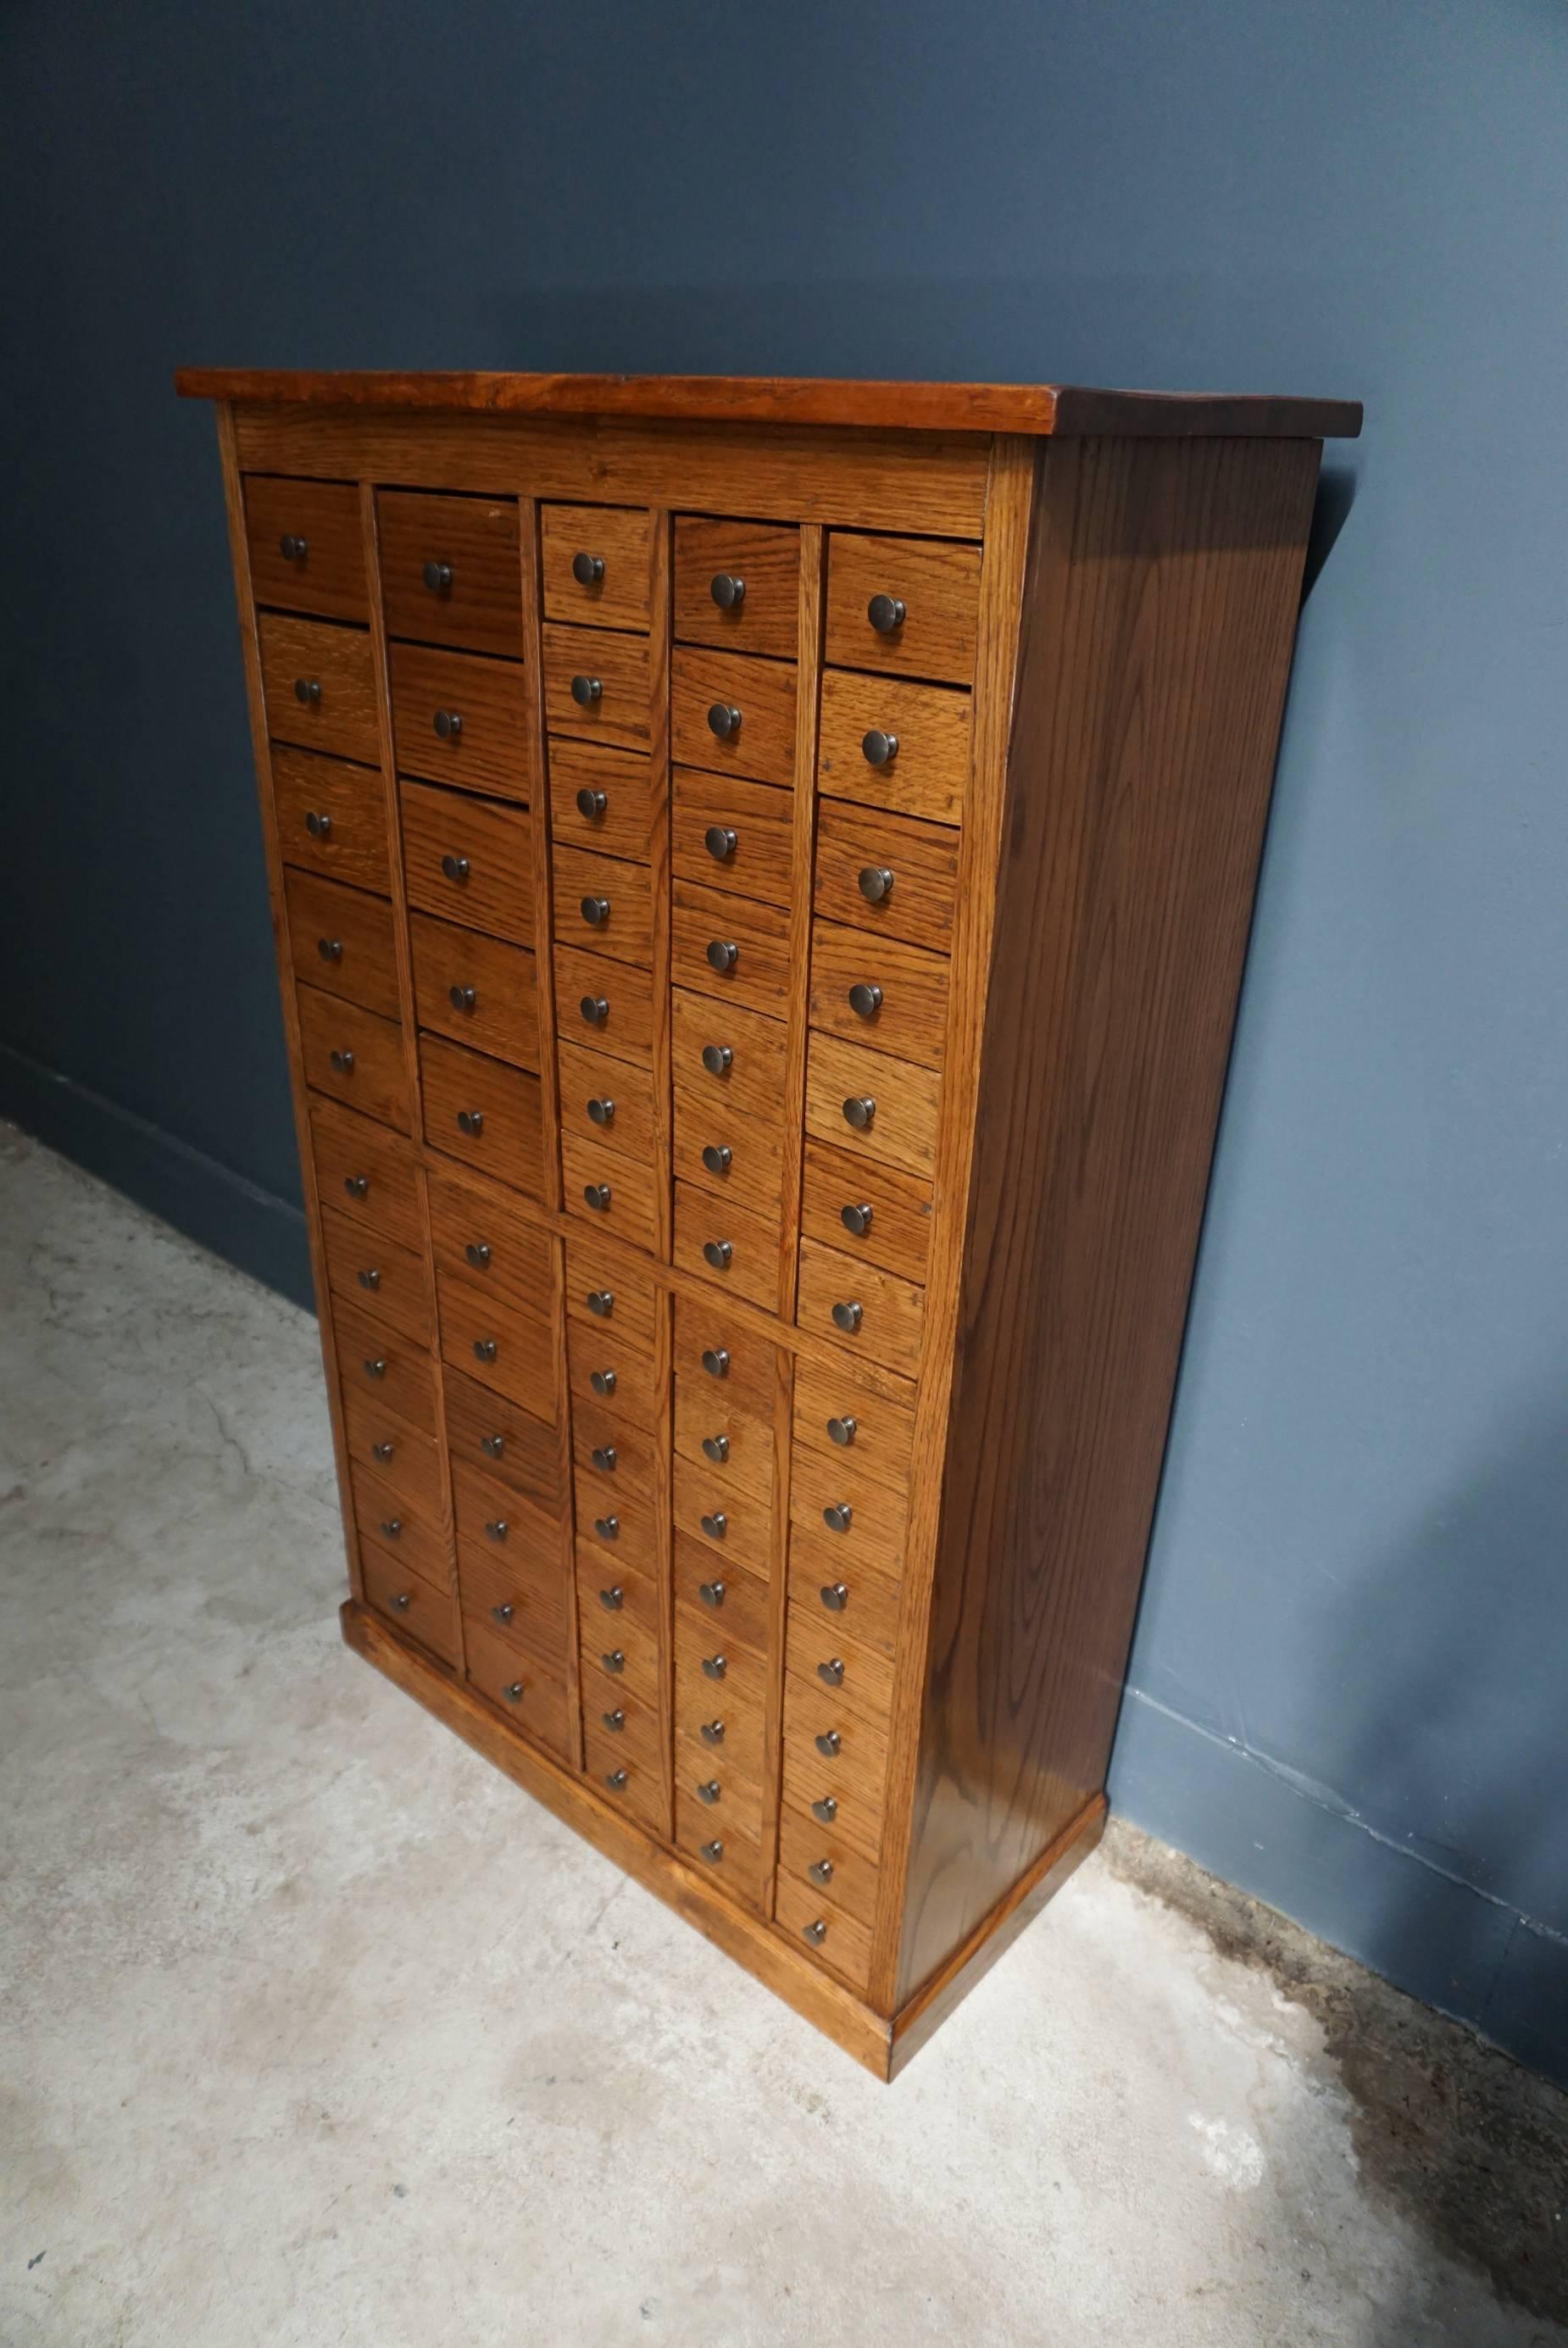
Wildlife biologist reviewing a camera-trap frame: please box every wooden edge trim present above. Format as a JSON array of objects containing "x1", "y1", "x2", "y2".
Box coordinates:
[
  {"x1": 517, "y1": 498, "x2": 563, "y2": 1209},
  {"x1": 776, "y1": 523, "x2": 826, "y2": 1321},
  {"x1": 342, "y1": 1599, "x2": 894, "y2": 2077},
  {"x1": 886, "y1": 1794, "x2": 1107, "y2": 2078}
]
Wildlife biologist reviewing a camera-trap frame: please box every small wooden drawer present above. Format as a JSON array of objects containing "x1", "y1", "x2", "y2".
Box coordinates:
[
  {"x1": 783, "y1": 1672, "x2": 891, "y2": 1828},
  {"x1": 814, "y1": 799, "x2": 959, "y2": 954},
  {"x1": 803, "y1": 1031, "x2": 941, "y2": 1182},
  {"x1": 670, "y1": 988, "x2": 787, "y2": 1120},
  {"x1": 297, "y1": 986, "x2": 410, "y2": 1133},
  {"x1": 260, "y1": 614, "x2": 379, "y2": 763},
  {"x1": 457, "y1": 1533, "x2": 569, "y2": 1675},
  {"x1": 574, "y1": 1464, "x2": 659, "y2": 1578},
  {"x1": 586, "y1": 1680, "x2": 663, "y2": 1767},
  {"x1": 340, "y1": 1386, "x2": 443, "y2": 1517},
  {"x1": 670, "y1": 647, "x2": 797, "y2": 788},
  {"x1": 776, "y1": 1752, "x2": 884, "y2": 1876},
  {"x1": 675, "y1": 1791, "x2": 765, "y2": 1910},
  {"x1": 564, "y1": 1235, "x2": 660, "y2": 1355},
  {"x1": 389, "y1": 642, "x2": 529, "y2": 801},
  {"x1": 672, "y1": 1454, "x2": 772, "y2": 1577},
  {"x1": 426, "y1": 1166, "x2": 553, "y2": 1318},
  {"x1": 676, "y1": 1708, "x2": 765, "y2": 1796},
  {"x1": 320, "y1": 1207, "x2": 432, "y2": 1344},
  {"x1": 825, "y1": 531, "x2": 981, "y2": 686},
  {"x1": 775, "y1": 1872, "x2": 874, "y2": 1990},
  {"x1": 673, "y1": 517, "x2": 799, "y2": 660},
  {"x1": 541, "y1": 504, "x2": 653, "y2": 632},
  {"x1": 398, "y1": 779, "x2": 534, "y2": 945},
  {"x1": 673, "y1": 1380, "x2": 773, "y2": 1505},
  {"x1": 573, "y1": 1395, "x2": 656, "y2": 1498},
  {"x1": 554, "y1": 943, "x2": 655, "y2": 1068},
  {"x1": 586, "y1": 1722, "x2": 666, "y2": 1833},
  {"x1": 791, "y1": 1355, "x2": 915, "y2": 1498},
  {"x1": 558, "y1": 1038, "x2": 657, "y2": 1166},
  {"x1": 670, "y1": 879, "x2": 790, "y2": 1017},
  {"x1": 796, "y1": 1238, "x2": 926, "y2": 1378},
  {"x1": 331, "y1": 1294, "x2": 437, "y2": 1435},
  {"x1": 672, "y1": 1534, "x2": 770, "y2": 1654},
  {"x1": 787, "y1": 1601, "x2": 896, "y2": 1729},
  {"x1": 674, "y1": 1594, "x2": 770, "y2": 1714},
  {"x1": 420, "y1": 1033, "x2": 543, "y2": 1192},
  {"x1": 671, "y1": 770, "x2": 794, "y2": 908},
  {"x1": 464, "y1": 1620, "x2": 571, "y2": 1760},
  {"x1": 672, "y1": 1296, "x2": 778, "y2": 1423},
  {"x1": 350, "y1": 1457, "x2": 452, "y2": 1586},
  {"x1": 552, "y1": 843, "x2": 654, "y2": 969},
  {"x1": 275, "y1": 747, "x2": 389, "y2": 895},
  {"x1": 575, "y1": 1555, "x2": 660, "y2": 1647},
  {"x1": 798, "y1": 1138, "x2": 933, "y2": 1287},
  {"x1": 377, "y1": 490, "x2": 523, "y2": 659},
  {"x1": 548, "y1": 739, "x2": 657, "y2": 865},
  {"x1": 286, "y1": 870, "x2": 402, "y2": 1019},
  {"x1": 818, "y1": 670, "x2": 972, "y2": 828},
  {"x1": 582, "y1": 1622, "x2": 660, "y2": 1711},
  {"x1": 777, "y1": 1795, "x2": 881, "y2": 1930},
  {"x1": 787, "y1": 1522, "x2": 904, "y2": 1663},
  {"x1": 809, "y1": 921, "x2": 949, "y2": 1071},
  {"x1": 445, "y1": 1366, "x2": 560, "y2": 1509},
  {"x1": 561, "y1": 1127, "x2": 659, "y2": 1256},
  {"x1": 673, "y1": 1182, "x2": 778, "y2": 1312},
  {"x1": 437, "y1": 1266, "x2": 556, "y2": 1417},
  {"x1": 676, "y1": 1749, "x2": 763, "y2": 1834},
  {"x1": 672, "y1": 1085, "x2": 785, "y2": 1221},
  {"x1": 309, "y1": 1098, "x2": 422, "y2": 1250},
  {"x1": 542, "y1": 623, "x2": 650, "y2": 750},
  {"x1": 245, "y1": 476, "x2": 367, "y2": 624},
  {"x1": 453, "y1": 1479, "x2": 566, "y2": 1642},
  {"x1": 361, "y1": 1541, "x2": 459, "y2": 1666},
  {"x1": 566, "y1": 1326, "x2": 662, "y2": 1433},
  {"x1": 789, "y1": 1448, "x2": 909, "y2": 1581},
  {"x1": 410, "y1": 912, "x2": 538, "y2": 1070}
]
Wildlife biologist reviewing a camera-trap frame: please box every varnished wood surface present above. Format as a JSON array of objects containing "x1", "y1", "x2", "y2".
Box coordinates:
[{"x1": 181, "y1": 366, "x2": 1362, "y2": 441}]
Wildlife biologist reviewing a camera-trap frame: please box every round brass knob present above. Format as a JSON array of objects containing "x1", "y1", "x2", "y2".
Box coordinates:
[
  {"x1": 576, "y1": 787, "x2": 608, "y2": 821},
  {"x1": 424, "y1": 559, "x2": 453, "y2": 594},
  {"x1": 571, "y1": 551, "x2": 605, "y2": 586},
  {"x1": 701, "y1": 1043, "x2": 732, "y2": 1077},
  {"x1": 710, "y1": 572, "x2": 745, "y2": 609},
  {"x1": 868, "y1": 593, "x2": 906, "y2": 634},
  {"x1": 707, "y1": 702, "x2": 742, "y2": 739},
  {"x1": 570, "y1": 674, "x2": 602, "y2": 707},
  {"x1": 862, "y1": 729, "x2": 898, "y2": 767}
]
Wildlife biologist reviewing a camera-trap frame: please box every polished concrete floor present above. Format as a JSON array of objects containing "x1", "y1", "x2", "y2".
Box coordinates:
[{"x1": 3, "y1": 1122, "x2": 1564, "y2": 2348}]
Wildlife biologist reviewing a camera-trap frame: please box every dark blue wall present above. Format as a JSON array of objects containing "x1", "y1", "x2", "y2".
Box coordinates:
[{"x1": 3, "y1": 0, "x2": 1563, "y2": 2082}]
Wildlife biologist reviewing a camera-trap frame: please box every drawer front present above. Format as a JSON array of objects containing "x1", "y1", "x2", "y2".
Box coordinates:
[
  {"x1": 791, "y1": 1356, "x2": 916, "y2": 1499},
  {"x1": 676, "y1": 1733, "x2": 763, "y2": 1824},
  {"x1": 824, "y1": 531, "x2": 981, "y2": 686},
  {"x1": 586, "y1": 1721, "x2": 666, "y2": 1833},
  {"x1": 789, "y1": 1448, "x2": 909, "y2": 1580},
  {"x1": 796, "y1": 1238, "x2": 926, "y2": 1378},
  {"x1": 798, "y1": 1138, "x2": 933, "y2": 1287},
  {"x1": 309, "y1": 1098, "x2": 422, "y2": 1250},
  {"x1": 389, "y1": 641, "x2": 529, "y2": 801},
  {"x1": 670, "y1": 769, "x2": 794, "y2": 908},
  {"x1": 361, "y1": 1541, "x2": 459, "y2": 1665},
  {"x1": 350, "y1": 1458, "x2": 452, "y2": 1585},
  {"x1": 673, "y1": 517, "x2": 800, "y2": 660},
  {"x1": 398, "y1": 779, "x2": 534, "y2": 945},
  {"x1": 561, "y1": 1127, "x2": 660, "y2": 1257},
  {"x1": 426, "y1": 1166, "x2": 553, "y2": 1318},
  {"x1": 573, "y1": 1395, "x2": 656, "y2": 1498},
  {"x1": 804, "y1": 1031, "x2": 941, "y2": 1182},
  {"x1": 437, "y1": 1266, "x2": 556, "y2": 1416},
  {"x1": 554, "y1": 943, "x2": 654, "y2": 1068},
  {"x1": 377, "y1": 490, "x2": 523, "y2": 659},
  {"x1": 670, "y1": 988, "x2": 787, "y2": 1119},
  {"x1": 463, "y1": 1618, "x2": 571, "y2": 1759},
  {"x1": 332, "y1": 1294, "x2": 437, "y2": 1435},
  {"x1": 453, "y1": 1474, "x2": 565, "y2": 1637},
  {"x1": 776, "y1": 1872, "x2": 874, "y2": 1990},
  {"x1": 275, "y1": 747, "x2": 389, "y2": 895},
  {"x1": 777, "y1": 1796, "x2": 881, "y2": 1930},
  {"x1": 786, "y1": 1601, "x2": 897, "y2": 1729},
  {"x1": 676, "y1": 1709, "x2": 765, "y2": 1796},
  {"x1": 410, "y1": 910, "x2": 539, "y2": 1070},
  {"x1": 444, "y1": 1366, "x2": 559, "y2": 1508},
  {"x1": 552, "y1": 843, "x2": 654, "y2": 969},
  {"x1": 320, "y1": 1208, "x2": 432, "y2": 1344},
  {"x1": 817, "y1": 670, "x2": 972, "y2": 827},
  {"x1": 558, "y1": 1038, "x2": 657, "y2": 1166},
  {"x1": 285, "y1": 869, "x2": 402, "y2": 1019},
  {"x1": 567, "y1": 1328, "x2": 662, "y2": 1433},
  {"x1": 245, "y1": 476, "x2": 367, "y2": 624},
  {"x1": 670, "y1": 647, "x2": 797, "y2": 788},
  {"x1": 814, "y1": 799, "x2": 959, "y2": 954},
  {"x1": 587, "y1": 1679, "x2": 663, "y2": 1767},
  {"x1": 542, "y1": 623, "x2": 651, "y2": 749},
  {"x1": 260, "y1": 614, "x2": 379, "y2": 763},
  {"x1": 672, "y1": 1297, "x2": 778, "y2": 1423},
  {"x1": 420, "y1": 1033, "x2": 543, "y2": 1192},
  {"x1": 672, "y1": 1380, "x2": 774, "y2": 1505},
  {"x1": 575, "y1": 1463, "x2": 660, "y2": 1577},
  {"x1": 564, "y1": 1235, "x2": 660, "y2": 1355},
  {"x1": 548, "y1": 739, "x2": 657, "y2": 865},
  {"x1": 457, "y1": 1541, "x2": 568, "y2": 1683},
  {"x1": 575, "y1": 1555, "x2": 660, "y2": 1647},
  {"x1": 670, "y1": 879, "x2": 790, "y2": 1016},
  {"x1": 808, "y1": 921, "x2": 950, "y2": 1071},
  {"x1": 541, "y1": 503, "x2": 653, "y2": 632},
  {"x1": 673, "y1": 1455, "x2": 773, "y2": 1577},
  {"x1": 297, "y1": 986, "x2": 410, "y2": 1132},
  {"x1": 672, "y1": 1536, "x2": 770, "y2": 1654},
  {"x1": 782, "y1": 1672, "x2": 891, "y2": 1844},
  {"x1": 583, "y1": 1616, "x2": 660, "y2": 1711},
  {"x1": 675, "y1": 1789, "x2": 766, "y2": 1910},
  {"x1": 673, "y1": 1182, "x2": 778, "y2": 1312},
  {"x1": 674, "y1": 1596, "x2": 770, "y2": 1722},
  {"x1": 787, "y1": 1522, "x2": 904, "y2": 1662},
  {"x1": 672, "y1": 1087, "x2": 785, "y2": 1221},
  {"x1": 339, "y1": 1386, "x2": 443, "y2": 1516}
]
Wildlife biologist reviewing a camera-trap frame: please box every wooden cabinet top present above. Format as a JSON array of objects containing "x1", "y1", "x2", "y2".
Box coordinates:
[{"x1": 175, "y1": 368, "x2": 1362, "y2": 441}]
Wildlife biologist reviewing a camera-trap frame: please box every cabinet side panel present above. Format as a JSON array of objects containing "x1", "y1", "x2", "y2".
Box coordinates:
[{"x1": 897, "y1": 434, "x2": 1323, "y2": 2002}]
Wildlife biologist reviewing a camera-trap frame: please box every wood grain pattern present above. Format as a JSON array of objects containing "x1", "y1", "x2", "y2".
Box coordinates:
[
  {"x1": 425, "y1": 1161, "x2": 554, "y2": 1319},
  {"x1": 895, "y1": 434, "x2": 1322, "y2": 2003},
  {"x1": 552, "y1": 943, "x2": 655, "y2": 1066},
  {"x1": 551, "y1": 843, "x2": 655, "y2": 969},
  {"x1": 389, "y1": 640, "x2": 530, "y2": 798},
  {"x1": 332, "y1": 1293, "x2": 439, "y2": 1435},
  {"x1": 669, "y1": 880, "x2": 791, "y2": 1019},
  {"x1": 542, "y1": 622, "x2": 651, "y2": 749},
  {"x1": 803, "y1": 1031, "x2": 942, "y2": 1181},
  {"x1": 808, "y1": 921, "x2": 950, "y2": 1070},
  {"x1": 258, "y1": 612, "x2": 380, "y2": 763},
  {"x1": 309, "y1": 1098, "x2": 424, "y2": 1250},
  {"x1": 398, "y1": 778, "x2": 535, "y2": 945},
  {"x1": 242, "y1": 474, "x2": 368, "y2": 623},
  {"x1": 817, "y1": 669, "x2": 972, "y2": 827},
  {"x1": 812, "y1": 800, "x2": 959, "y2": 954},
  {"x1": 798, "y1": 1138, "x2": 932, "y2": 1285},
  {"x1": 776, "y1": 526, "x2": 827, "y2": 1339},
  {"x1": 824, "y1": 531, "x2": 981, "y2": 684},
  {"x1": 319, "y1": 1208, "x2": 432, "y2": 1344},
  {"x1": 516, "y1": 498, "x2": 564, "y2": 1220},
  {"x1": 670, "y1": 769, "x2": 794, "y2": 907},
  {"x1": 670, "y1": 647, "x2": 798, "y2": 788},
  {"x1": 795, "y1": 1238, "x2": 926, "y2": 1378},
  {"x1": 282, "y1": 867, "x2": 403, "y2": 1020},
  {"x1": 642, "y1": 510, "x2": 676, "y2": 1269},
  {"x1": 559, "y1": 1038, "x2": 658, "y2": 1164},
  {"x1": 296, "y1": 985, "x2": 411, "y2": 1132},
  {"x1": 673, "y1": 517, "x2": 800, "y2": 659},
  {"x1": 273, "y1": 746, "x2": 390, "y2": 894},
  {"x1": 672, "y1": 1182, "x2": 779, "y2": 1312},
  {"x1": 409, "y1": 913, "x2": 539, "y2": 1068},
  {"x1": 540, "y1": 502, "x2": 653, "y2": 632},
  {"x1": 671, "y1": 1084, "x2": 785, "y2": 1220},
  {"x1": 546, "y1": 738, "x2": 658, "y2": 865},
  {"x1": 561, "y1": 1124, "x2": 660, "y2": 1256},
  {"x1": 420, "y1": 1032, "x2": 542, "y2": 1188},
  {"x1": 359, "y1": 1544, "x2": 459, "y2": 1662},
  {"x1": 376, "y1": 490, "x2": 523, "y2": 658}
]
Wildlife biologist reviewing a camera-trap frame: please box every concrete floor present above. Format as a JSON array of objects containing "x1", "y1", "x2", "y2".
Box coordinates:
[{"x1": 2, "y1": 1123, "x2": 1565, "y2": 2348}]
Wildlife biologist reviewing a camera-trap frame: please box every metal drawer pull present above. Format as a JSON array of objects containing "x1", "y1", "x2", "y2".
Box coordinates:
[
  {"x1": 481, "y1": 1433, "x2": 504, "y2": 1459},
  {"x1": 587, "y1": 1096, "x2": 615, "y2": 1127},
  {"x1": 441, "y1": 853, "x2": 470, "y2": 882},
  {"x1": 700, "y1": 1839, "x2": 725, "y2": 1862},
  {"x1": 702, "y1": 1239, "x2": 732, "y2": 1271},
  {"x1": 598, "y1": 1585, "x2": 625, "y2": 1611},
  {"x1": 704, "y1": 825, "x2": 738, "y2": 861},
  {"x1": 700, "y1": 1720, "x2": 725, "y2": 1745},
  {"x1": 580, "y1": 994, "x2": 609, "y2": 1027},
  {"x1": 858, "y1": 865, "x2": 895, "y2": 904},
  {"x1": 831, "y1": 1301, "x2": 864, "y2": 1334},
  {"x1": 343, "y1": 1174, "x2": 368, "y2": 1199},
  {"x1": 371, "y1": 1440, "x2": 394, "y2": 1464},
  {"x1": 317, "y1": 936, "x2": 342, "y2": 962},
  {"x1": 705, "y1": 938, "x2": 740, "y2": 973},
  {"x1": 842, "y1": 1094, "x2": 876, "y2": 1132},
  {"x1": 701, "y1": 1653, "x2": 726, "y2": 1680},
  {"x1": 363, "y1": 1357, "x2": 386, "y2": 1380},
  {"x1": 820, "y1": 1583, "x2": 848, "y2": 1612},
  {"x1": 811, "y1": 1796, "x2": 838, "y2": 1824},
  {"x1": 583, "y1": 1182, "x2": 612, "y2": 1212},
  {"x1": 356, "y1": 1267, "x2": 381, "y2": 1291},
  {"x1": 492, "y1": 1602, "x2": 514, "y2": 1625},
  {"x1": 700, "y1": 1433, "x2": 729, "y2": 1464},
  {"x1": 576, "y1": 787, "x2": 608, "y2": 821},
  {"x1": 423, "y1": 559, "x2": 453, "y2": 594},
  {"x1": 473, "y1": 1338, "x2": 498, "y2": 1363},
  {"x1": 601, "y1": 1650, "x2": 626, "y2": 1674},
  {"x1": 862, "y1": 729, "x2": 898, "y2": 767},
  {"x1": 604, "y1": 1767, "x2": 629, "y2": 1789},
  {"x1": 572, "y1": 551, "x2": 605, "y2": 586},
  {"x1": 602, "y1": 1708, "x2": 626, "y2": 1731},
  {"x1": 570, "y1": 674, "x2": 602, "y2": 707},
  {"x1": 464, "y1": 1241, "x2": 491, "y2": 1270},
  {"x1": 826, "y1": 1415, "x2": 856, "y2": 1446},
  {"x1": 389, "y1": 1590, "x2": 411, "y2": 1611},
  {"x1": 701, "y1": 1348, "x2": 730, "y2": 1378},
  {"x1": 484, "y1": 1519, "x2": 508, "y2": 1543},
  {"x1": 293, "y1": 676, "x2": 321, "y2": 705},
  {"x1": 815, "y1": 1729, "x2": 842, "y2": 1758},
  {"x1": 695, "y1": 1780, "x2": 721, "y2": 1805},
  {"x1": 699, "y1": 1511, "x2": 727, "y2": 1540},
  {"x1": 304, "y1": 809, "x2": 331, "y2": 838},
  {"x1": 706, "y1": 702, "x2": 742, "y2": 740},
  {"x1": 816, "y1": 1658, "x2": 845, "y2": 1688},
  {"x1": 698, "y1": 1580, "x2": 726, "y2": 1608},
  {"x1": 593, "y1": 1516, "x2": 620, "y2": 1541},
  {"x1": 380, "y1": 1517, "x2": 402, "y2": 1539},
  {"x1": 580, "y1": 894, "x2": 611, "y2": 928},
  {"x1": 808, "y1": 1857, "x2": 835, "y2": 1884},
  {"x1": 802, "y1": 1918, "x2": 828, "y2": 1946},
  {"x1": 848, "y1": 982, "x2": 882, "y2": 1020},
  {"x1": 433, "y1": 708, "x2": 462, "y2": 740},
  {"x1": 701, "y1": 1043, "x2": 732, "y2": 1076},
  {"x1": 823, "y1": 1502, "x2": 854, "y2": 1533},
  {"x1": 328, "y1": 1048, "x2": 354, "y2": 1075},
  {"x1": 456, "y1": 1108, "x2": 484, "y2": 1136},
  {"x1": 868, "y1": 593, "x2": 906, "y2": 634},
  {"x1": 587, "y1": 1288, "x2": 614, "y2": 1316},
  {"x1": 448, "y1": 984, "x2": 476, "y2": 1013},
  {"x1": 701, "y1": 1144, "x2": 732, "y2": 1175},
  {"x1": 710, "y1": 571, "x2": 745, "y2": 609},
  {"x1": 590, "y1": 1444, "x2": 617, "y2": 1473},
  {"x1": 841, "y1": 1203, "x2": 873, "y2": 1238},
  {"x1": 590, "y1": 1367, "x2": 616, "y2": 1396},
  {"x1": 280, "y1": 533, "x2": 308, "y2": 562}
]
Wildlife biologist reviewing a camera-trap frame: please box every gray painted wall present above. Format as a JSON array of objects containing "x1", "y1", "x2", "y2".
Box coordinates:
[{"x1": 2, "y1": 0, "x2": 1562, "y2": 2081}]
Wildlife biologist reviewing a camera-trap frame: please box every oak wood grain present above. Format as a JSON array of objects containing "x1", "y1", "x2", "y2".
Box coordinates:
[
  {"x1": 389, "y1": 640, "x2": 530, "y2": 798},
  {"x1": 282, "y1": 867, "x2": 403, "y2": 1020},
  {"x1": 812, "y1": 800, "x2": 959, "y2": 954},
  {"x1": 376, "y1": 489, "x2": 523, "y2": 658},
  {"x1": 817, "y1": 669, "x2": 972, "y2": 827},
  {"x1": 398, "y1": 778, "x2": 535, "y2": 945},
  {"x1": 670, "y1": 647, "x2": 798, "y2": 788},
  {"x1": 807, "y1": 921, "x2": 950, "y2": 1071},
  {"x1": 825, "y1": 531, "x2": 981, "y2": 685},
  {"x1": 258, "y1": 612, "x2": 380, "y2": 763},
  {"x1": 540, "y1": 501, "x2": 653, "y2": 632},
  {"x1": 273, "y1": 746, "x2": 390, "y2": 895},
  {"x1": 547, "y1": 737, "x2": 658, "y2": 865},
  {"x1": 242, "y1": 473, "x2": 368, "y2": 623},
  {"x1": 673, "y1": 517, "x2": 801, "y2": 659}
]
